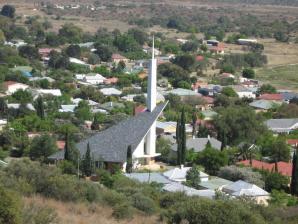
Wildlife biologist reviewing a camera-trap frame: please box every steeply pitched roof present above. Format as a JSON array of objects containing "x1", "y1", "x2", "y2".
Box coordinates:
[{"x1": 49, "y1": 103, "x2": 167, "y2": 162}]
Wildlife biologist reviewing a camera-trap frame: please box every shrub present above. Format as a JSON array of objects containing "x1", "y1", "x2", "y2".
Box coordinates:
[
  {"x1": 22, "y1": 202, "x2": 59, "y2": 224},
  {"x1": 102, "y1": 189, "x2": 128, "y2": 207},
  {"x1": 112, "y1": 203, "x2": 133, "y2": 220},
  {"x1": 0, "y1": 186, "x2": 21, "y2": 224},
  {"x1": 131, "y1": 193, "x2": 158, "y2": 215}
]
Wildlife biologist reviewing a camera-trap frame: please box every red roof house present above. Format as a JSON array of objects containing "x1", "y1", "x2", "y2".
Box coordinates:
[
  {"x1": 238, "y1": 159, "x2": 292, "y2": 177},
  {"x1": 258, "y1": 94, "x2": 283, "y2": 101},
  {"x1": 287, "y1": 139, "x2": 298, "y2": 147}
]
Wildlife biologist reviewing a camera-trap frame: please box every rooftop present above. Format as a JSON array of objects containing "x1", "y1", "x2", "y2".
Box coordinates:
[{"x1": 49, "y1": 103, "x2": 167, "y2": 163}]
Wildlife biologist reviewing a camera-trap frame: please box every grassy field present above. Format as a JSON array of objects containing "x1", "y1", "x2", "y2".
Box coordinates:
[{"x1": 256, "y1": 64, "x2": 298, "y2": 91}]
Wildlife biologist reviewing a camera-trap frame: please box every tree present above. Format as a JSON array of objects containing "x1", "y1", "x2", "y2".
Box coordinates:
[
  {"x1": 192, "y1": 111, "x2": 197, "y2": 137},
  {"x1": 271, "y1": 137, "x2": 291, "y2": 162},
  {"x1": 176, "y1": 117, "x2": 181, "y2": 165},
  {"x1": 74, "y1": 100, "x2": 92, "y2": 122},
  {"x1": 114, "y1": 34, "x2": 141, "y2": 52},
  {"x1": 18, "y1": 46, "x2": 39, "y2": 60},
  {"x1": 242, "y1": 68, "x2": 255, "y2": 79},
  {"x1": 48, "y1": 51, "x2": 69, "y2": 69},
  {"x1": 258, "y1": 84, "x2": 277, "y2": 94},
  {"x1": 11, "y1": 89, "x2": 32, "y2": 104},
  {"x1": 126, "y1": 145, "x2": 133, "y2": 173},
  {"x1": 29, "y1": 134, "x2": 57, "y2": 163},
  {"x1": 186, "y1": 165, "x2": 201, "y2": 189},
  {"x1": 197, "y1": 146, "x2": 228, "y2": 175},
  {"x1": 181, "y1": 41, "x2": 198, "y2": 52},
  {"x1": 179, "y1": 108, "x2": 186, "y2": 165},
  {"x1": 171, "y1": 54, "x2": 195, "y2": 71},
  {"x1": 82, "y1": 142, "x2": 92, "y2": 177},
  {"x1": 35, "y1": 96, "x2": 45, "y2": 119},
  {"x1": 264, "y1": 171, "x2": 289, "y2": 192},
  {"x1": 94, "y1": 44, "x2": 112, "y2": 62},
  {"x1": 1, "y1": 5, "x2": 15, "y2": 18},
  {"x1": 215, "y1": 106, "x2": 265, "y2": 146},
  {"x1": 65, "y1": 44, "x2": 81, "y2": 58},
  {"x1": 221, "y1": 87, "x2": 238, "y2": 97},
  {"x1": 58, "y1": 23, "x2": 82, "y2": 43},
  {"x1": 291, "y1": 149, "x2": 298, "y2": 196},
  {"x1": 128, "y1": 28, "x2": 148, "y2": 45},
  {"x1": 0, "y1": 186, "x2": 21, "y2": 224}
]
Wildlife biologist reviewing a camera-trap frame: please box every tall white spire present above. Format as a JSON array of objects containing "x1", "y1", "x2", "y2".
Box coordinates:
[{"x1": 147, "y1": 36, "x2": 157, "y2": 112}]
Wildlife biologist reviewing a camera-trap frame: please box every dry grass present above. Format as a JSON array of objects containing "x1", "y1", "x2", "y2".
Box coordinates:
[{"x1": 23, "y1": 196, "x2": 162, "y2": 224}]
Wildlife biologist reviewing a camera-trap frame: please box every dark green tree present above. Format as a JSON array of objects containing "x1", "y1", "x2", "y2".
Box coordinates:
[
  {"x1": 186, "y1": 165, "x2": 201, "y2": 189},
  {"x1": 0, "y1": 186, "x2": 21, "y2": 224},
  {"x1": 192, "y1": 111, "x2": 197, "y2": 137},
  {"x1": 35, "y1": 96, "x2": 45, "y2": 119},
  {"x1": 65, "y1": 44, "x2": 81, "y2": 58},
  {"x1": 18, "y1": 46, "x2": 39, "y2": 60},
  {"x1": 82, "y1": 142, "x2": 92, "y2": 177},
  {"x1": 180, "y1": 108, "x2": 186, "y2": 165},
  {"x1": 291, "y1": 149, "x2": 298, "y2": 195},
  {"x1": 1, "y1": 5, "x2": 15, "y2": 18},
  {"x1": 94, "y1": 44, "x2": 112, "y2": 62},
  {"x1": 242, "y1": 68, "x2": 255, "y2": 79},
  {"x1": 126, "y1": 145, "x2": 133, "y2": 173},
  {"x1": 176, "y1": 117, "x2": 181, "y2": 165},
  {"x1": 29, "y1": 135, "x2": 57, "y2": 163}
]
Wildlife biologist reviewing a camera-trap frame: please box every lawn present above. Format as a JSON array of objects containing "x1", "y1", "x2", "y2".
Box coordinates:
[{"x1": 256, "y1": 64, "x2": 298, "y2": 91}]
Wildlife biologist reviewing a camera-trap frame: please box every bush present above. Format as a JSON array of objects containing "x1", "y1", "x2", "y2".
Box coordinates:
[
  {"x1": 131, "y1": 193, "x2": 158, "y2": 215},
  {"x1": 102, "y1": 189, "x2": 128, "y2": 207},
  {"x1": 22, "y1": 202, "x2": 59, "y2": 224},
  {"x1": 218, "y1": 165, "x2": 265, "y2": 188},
  {"x1": 0, "y1": 186, "x2": 21, "y2": 224},
  {"x1": 112, "y1": 203, "x2": 133, "y2": 220}
]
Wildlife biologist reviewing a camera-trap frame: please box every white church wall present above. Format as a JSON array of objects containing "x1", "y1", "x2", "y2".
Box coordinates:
[{"x1": 133, "y1": 138, "x2": 145, "y2": 158}]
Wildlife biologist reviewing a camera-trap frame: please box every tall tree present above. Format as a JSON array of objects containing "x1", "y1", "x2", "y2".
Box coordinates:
[
  {"x1": 82, "y1": 142, "x2": 92, "y2": 177},
  {"x1": 180, "y1": 108, "x2": 186, "y2": 165},
  {"x1": 291, "y1": 149, "x2": 298, "y2": 195},
  {"x1": 176, "y1": 117, "x2": 181, "y2": 165},
  {"x1": 35, "y1": 96, "x2": 45, "y2": 119},
  {"x1": 186, "y1": 165, "x2": 201, "y2": 189},
  {"x1": 64, "y1": 131, "x2": 71, "y2": 161},
  {"x1": 1, "y1": 5, "x2": 15, "y2": 18},
  {"x1": 192, "y1": 111, "x2": 197, "y2": 137},
  {"x1": 126, "y1": 145, "x2": 133, "y2": 173}
]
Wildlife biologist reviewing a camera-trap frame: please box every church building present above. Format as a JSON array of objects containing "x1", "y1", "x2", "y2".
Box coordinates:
[{"x1": 49, "y1": 39, "x2": 167, "y2": 171}]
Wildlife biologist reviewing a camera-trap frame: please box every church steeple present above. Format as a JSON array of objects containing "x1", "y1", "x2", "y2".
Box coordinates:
[{"x1": 147, "y1": 36, "x2": 157, "y2": 112}]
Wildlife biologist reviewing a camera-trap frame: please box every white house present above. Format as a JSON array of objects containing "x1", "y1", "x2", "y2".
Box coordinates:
[
  {"x1": 83, "y1": 74, "x2": 106, "y2": 85},
  {"x1": 163, "y1": 167, "x2": 209, "y2": 182},
  {"x1": 231, "y1": 85, "x2": 256, "y2": 99},
  {"x1": 100, "y1": 88, "x2": 122, "y2": 96},
  {"x1": 36, "y1": 89, "x2": 62, "y2": 97},
  {"x1": 3, "y1": 81, "x2": 29, "y2": 95}
]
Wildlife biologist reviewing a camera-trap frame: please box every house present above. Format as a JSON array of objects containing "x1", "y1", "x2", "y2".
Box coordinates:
[
  {"x1": 222, "y1": 180, "x2": 270, "y2": 205},
  {"x1": 122, "y1": 93, "x2": 165, "y2": 103},
  {"x1": 56, "y1": 141, "x2": 66, "y2": 150},
  {"x1": 36, "y1": 89, "x2": 62, "y2": 97},
  {"x1": 265, "y1": 118, "x2": 298, "y2": 133},
  {"x1": 201, "y1": 110, "x2": 218, "y2": 121},
  {"x1": 249, "y1": 100, "x2": 282, "y2": 112},
  {"x1": 287, "y1": 139, "x2": 298, "y2": 147},
  {"x1": 99, "y1": 101, "x2": 125, "y2": 112},
  {"x1": 237, "y1": 39, "x2": 257, "y2": 45},
  {"x1": 280, "y1": 91, "x2": 298, "y2": 102},
  {"x1": 165, "y1": 88, "x2": 201, "y2": 97},
  {"x1": 162, "y1": 182, "x2": 215, "y2": 198},
  {"x1": 238, "y1": 159, "x2": 292, "y2": 177},
  {"x1": 156, "y1": 121, "x2": 177, "y2": 134},
  {"x1": 38, "y1": 48, "x2": 55, "y2": 58},
  {"x1": 197, "y1": 97, "x2": 214, "y2": 111},
  {"x1": 171, "y1": 137, "x2": 222, "y2": 154},
  {"x1": 163, "y1": 167, "x2": 209, "y2": 182},
  {"x1": 11, "y1": 66, "x2": 33, "y2": 78},
  {"x1": 29, "y1": 77, "x2": 55, "y2": 83},
  {"x1": 71, "y1": 98, "x2": 99, "y2": 107},
  {"x1": 69, "y1": 57, "x2": 91, "y2": 68},
  {"x1": 143, "y1": 46, "x2": 162, "y2": 56},
  {"x1": 0, "y1": 119, "x2": 7, "y2": 131},
  {"x1": 83, "y1": 73, "x2": 106, "y2": 85},
  {"x1": 199, "y1": 177, "x2": 233, "y2": 190},
  {"x1": 100, "y1": 88, "x2": 122, "y2": 96},
  {"x1": 8, "y1": 103, "x2": 35, "y2": 111},
  {"x1": 3, "y1": 81, "x2": 29, "y2": 95},
  {"x1": 125, "y1": 172, "x2": 172, "y2": 184},
  {"x1": 104, "y1": 77, "x2": 118, "y2": 85},
  {"x1": 209, "y1": 43, "x2": 225, "y2": 54},
  {"x1": 258, "y1": 93, "x2": 283, "y2": 101},
  {"x1": 4, "y1": 39, "x2": 27, "y2": 48},
  {"x1": 111, "y1": 53, "x2": 129, "y2": 64},
  {"x1": 231, "y1": 85, "x2": 256, "y2": 99},
  {"x1": 59, "y1": 105, "x2": 77, "y2": 113}
]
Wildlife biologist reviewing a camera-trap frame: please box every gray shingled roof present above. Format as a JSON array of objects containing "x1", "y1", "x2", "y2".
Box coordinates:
[
  {"x1": 49, "y1": 103, "x2": 167, "y2": 162},
  {"x1": 171, "y1": 137, "x2": 222, "y2": 152},
  {"x1": 125, "y1": 172, "x2": 171, "y2": 184},
  {"x1": 222, "y1": 180, "x2": 269, "y2": 197},
  {"x1": 265, "y1": 118, "x2": 298, "y2": 133},
  {"x1": 249, "y1": 100, "x2": 281, "y2": 110}
]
